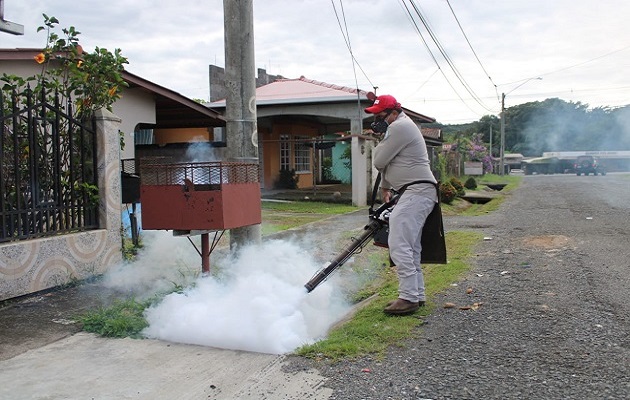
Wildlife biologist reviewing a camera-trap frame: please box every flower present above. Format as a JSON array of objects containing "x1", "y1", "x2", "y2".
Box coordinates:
[
  {"x1": 77, "y1": 60, "x2": 83, "y2": 68},
  {"x1": 107, "y1": 86, "x2": 117, "y2": 97},
  {"x1": 34, "y1": 53, "x2": 46, "y2": 64}
]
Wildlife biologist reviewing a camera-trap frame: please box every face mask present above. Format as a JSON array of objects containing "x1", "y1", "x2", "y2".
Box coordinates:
[{"x1": 371, "y1": 117, "x2": 389, "y2": 134}]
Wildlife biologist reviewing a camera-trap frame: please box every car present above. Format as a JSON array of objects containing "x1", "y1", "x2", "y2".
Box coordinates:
[{"x1": 574, "y1": 155, "x2": 606, "y2": 176}]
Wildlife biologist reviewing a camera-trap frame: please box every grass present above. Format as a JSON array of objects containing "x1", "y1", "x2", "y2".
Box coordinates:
[
  {"x1": 81, "y1": 178, "x2": 518, "y2": 358},
  {"x1": 294, "y1": 230, "x2": 483, "y2": 360},
  {"x1": 261, "y1": 201, "x2": 361, "y2": 235},
  {"x1": 441, "y1": 174, "x2": 523, "y2": 217},
  {"x1": 81, "y1": 298, "x2": 153, "y2": 338},
  {"x1": 261, "y1": 200, "x2": 359, "y2": 214},
  {"x1": 476, "y1": 173, "x2": 522, "y2": 186}
]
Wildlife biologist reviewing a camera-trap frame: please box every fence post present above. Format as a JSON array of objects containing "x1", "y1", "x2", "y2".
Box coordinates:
[{"x1": 94, "y1": 108, "x2": 122, "y2": 264}]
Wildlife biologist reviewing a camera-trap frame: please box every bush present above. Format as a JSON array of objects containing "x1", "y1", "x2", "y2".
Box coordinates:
[
  {"x1": 449, "y1": 177, "x2": 465, "y2": 197},
  {"x1": 274, "y1": 168, "x2": 299, "y2": 189},
  {"x1": 439, "y1": 182, "x2": 457, "y2": 204},
  {"x1": 464, "y1": 177, "x2": 478, "y2": 190}
]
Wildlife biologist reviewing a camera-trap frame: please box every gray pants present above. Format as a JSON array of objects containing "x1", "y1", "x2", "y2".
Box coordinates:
[{"x1": 388, "y1": 191, "x2": 436, "y2": 302}]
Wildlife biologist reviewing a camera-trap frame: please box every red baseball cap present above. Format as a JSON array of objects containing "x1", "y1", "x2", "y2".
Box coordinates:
[{"x1": 364, "y1": 95, "x2": 401, "y2": 114}]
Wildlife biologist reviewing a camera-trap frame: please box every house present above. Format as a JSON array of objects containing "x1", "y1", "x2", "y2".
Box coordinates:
[
  {"x1": 0, "y1": 48, "x2": 226, "y2": 160},
  {"x1": 0, "y1": 48, "x2": 226, "y2": 300},
  {"x1": 207, "y1": 68, "x2": 441, "y2": 205}
]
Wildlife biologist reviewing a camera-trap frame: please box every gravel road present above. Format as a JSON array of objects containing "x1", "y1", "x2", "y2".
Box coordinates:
[{"x1": 287, "y1": 173, "x2": 630, "y2": 400}]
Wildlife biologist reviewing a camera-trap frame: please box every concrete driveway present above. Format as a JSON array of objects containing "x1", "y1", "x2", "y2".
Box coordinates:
[
  {"x1": 0, "y1": 332, "x2": 330, "y2": 399},
  {"x1": 0, "y1": 209, "x2": 370, "y2": 400}
]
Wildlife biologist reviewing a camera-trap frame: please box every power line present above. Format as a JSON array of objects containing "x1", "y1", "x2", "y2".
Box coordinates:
[
  {"x1": 330, "y1": 0, "x2": 377, "y2": 92},
  {"x1": 539, "y1": 45, "x2": 630, "y2": 83},
  {"x1": 408, "y1": 68, "x2": 440, "y2": 97},
  {"x1": 397, "y1": 0, "x2": 484, "y2": 117},
  {"x1": 407, "y1": 0, "x2": 495, "y2": 112},
  {"x1": 445, "y1": 0, "x2": 499, "y2": 104}
]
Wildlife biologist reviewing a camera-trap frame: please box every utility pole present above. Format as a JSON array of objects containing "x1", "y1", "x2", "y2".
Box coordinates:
[
  {"x1": 499, "y1": 77, "x2": 542, "y2": 176},
  {"x1": 499, "y1": 93, "x2": 505, "y2": 175},
  {"x1": 223, "y1": 0, "x2": 261, "y2": 249},
  {"x1": 489, "y1": 125, "x2": 493, "y2": 166}
]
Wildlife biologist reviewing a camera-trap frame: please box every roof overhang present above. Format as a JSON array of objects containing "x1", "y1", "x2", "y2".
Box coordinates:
[
  {"x1": 0, "y1": 48, "x2": 225, "y2": 130},
  {"x1": 122, "y1": 71, "x2": 225, "y2": 129}
]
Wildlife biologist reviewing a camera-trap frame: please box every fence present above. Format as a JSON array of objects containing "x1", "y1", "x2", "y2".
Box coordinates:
[{"x1": 0, "y1": 86, "x2": 98, "y2": 243}]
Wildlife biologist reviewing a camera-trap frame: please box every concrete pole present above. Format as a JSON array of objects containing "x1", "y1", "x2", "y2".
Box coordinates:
[
  {"x1": 350, "y1": 117, "x2": 367, "y2": 206},
  {"x1": 223, "y1": 0, "x2": 261, "y2": 249}
]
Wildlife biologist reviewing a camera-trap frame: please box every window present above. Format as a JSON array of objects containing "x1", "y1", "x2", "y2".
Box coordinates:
[
  {"x1": 135, "y1": 129, "x2": 154, "y2": 145},
  {"x1": 294, "y1": 136, "x2": 311, "y2": 172},
  {"x1": 280, "y1": 134, "x2": 290, "y2": 170}
]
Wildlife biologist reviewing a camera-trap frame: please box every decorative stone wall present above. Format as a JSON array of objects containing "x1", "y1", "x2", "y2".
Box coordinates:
[{"x1": 0, "y1": 109, "x2": 123, "y2": 301}]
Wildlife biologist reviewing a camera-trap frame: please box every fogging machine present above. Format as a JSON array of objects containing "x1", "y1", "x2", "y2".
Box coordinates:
[{"x1": 304, "y1": 179, "x2": 446, "y2": 293}]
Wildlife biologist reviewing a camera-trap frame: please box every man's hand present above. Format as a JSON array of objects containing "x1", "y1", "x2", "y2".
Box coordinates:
[{"x1": 381, "y1": 188, "x2": 391, "y2": 203}]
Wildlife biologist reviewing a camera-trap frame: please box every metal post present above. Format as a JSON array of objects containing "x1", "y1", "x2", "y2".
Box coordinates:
[
  {"x1": 223, "y1": 0, "x2": 261, "y2": 249},
  {"x1": 499, "y1": 93, "x2": 505, "y2": 176},
  {"x1": 499, "y1": 77, "x2": 542, "y2": 176},
  {"x1": 201, "y1": 233, "x2": 210, "y2": 274},
  {"x1": 489, "y1": 125, "x2": 493, "y2": 158}
]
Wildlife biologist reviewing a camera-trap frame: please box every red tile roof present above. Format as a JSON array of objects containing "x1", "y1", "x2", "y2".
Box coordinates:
[
  {"x1": 209, "y1": 75, "x2": 435, "y2": 123},
  {"x1": 254, "y1": 76, "x2": 367, "y2": 104}
]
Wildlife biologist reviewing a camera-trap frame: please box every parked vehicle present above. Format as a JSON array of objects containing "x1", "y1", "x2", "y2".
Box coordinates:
[{"x1": 574, "y1": 156, "x2": 606, "y2": 176}]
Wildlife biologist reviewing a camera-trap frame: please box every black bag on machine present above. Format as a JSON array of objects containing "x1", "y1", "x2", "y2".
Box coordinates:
[{"x1": 370, "y1": 174, "x2": 447, "y2": 264}]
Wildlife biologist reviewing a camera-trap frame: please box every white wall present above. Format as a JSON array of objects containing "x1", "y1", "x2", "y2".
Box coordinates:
[{"x1": 112, "y1": 88, "x2": 156, "y2": 159}]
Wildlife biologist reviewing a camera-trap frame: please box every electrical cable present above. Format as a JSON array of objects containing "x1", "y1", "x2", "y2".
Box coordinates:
[
  {"x1": 407, "y1": 0, "x2": 495, "y2": 113},
  {"x1": 500, "y1": 44, "x2": 630, "y2": 86},
  {"x1": 445, "y1": 0, "x2": 500, "y2": 104},
  {"x1": 330, "y1": 0, "x2": 370, "y2": 126},
  {"x1": 398, "y1": 0, "x2": 486, "y2": 117},
  {"x1": 408, "y1": 68, "x2": 440, "y2": 97},
  {"x1": 330, "y1": 0, "x2": 377, "y2": 92}
]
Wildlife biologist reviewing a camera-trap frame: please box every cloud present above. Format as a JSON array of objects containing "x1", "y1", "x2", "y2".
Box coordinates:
[{"x1": 3, "y1": 0, "x2": 630, "y2": 123}]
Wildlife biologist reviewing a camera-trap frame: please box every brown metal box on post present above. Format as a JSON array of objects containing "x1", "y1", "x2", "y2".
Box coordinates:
[{"x1": 140, "y1": 161, "x2": 261, "y2": 231}]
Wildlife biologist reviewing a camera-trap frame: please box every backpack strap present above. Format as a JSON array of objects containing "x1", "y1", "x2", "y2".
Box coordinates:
[
  {"x1": 369, "y1": 172, "x2": 382, "y2": 212},
  {"x1": 398, "y1": 180, "x2": 439, "y2": 195},
  {"x1": 370, "y1": 175, "x2": 439, "y2": 212}
]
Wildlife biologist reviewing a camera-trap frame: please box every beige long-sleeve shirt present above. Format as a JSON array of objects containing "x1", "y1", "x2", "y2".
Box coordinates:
[{"x1": 372, "y1": 112, "x2": 437, "y2": 197}]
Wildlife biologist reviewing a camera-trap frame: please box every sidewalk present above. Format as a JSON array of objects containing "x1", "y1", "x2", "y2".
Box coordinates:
[{"x1": 0, "y1": 209, "x2": 369, "y2": 400}]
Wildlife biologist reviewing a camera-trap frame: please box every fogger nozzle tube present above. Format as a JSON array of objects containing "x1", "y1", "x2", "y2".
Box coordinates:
[
  {"x1": 304, "y1": 261, "x2": 339, "y2": 292},
  {"x1": 302, "y1": 219, "x2": 383, "y2": 293}
]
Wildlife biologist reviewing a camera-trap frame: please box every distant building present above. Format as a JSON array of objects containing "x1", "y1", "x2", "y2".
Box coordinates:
[{"x1": 207, "y1": 69, "x2": 440, "y2": 205}]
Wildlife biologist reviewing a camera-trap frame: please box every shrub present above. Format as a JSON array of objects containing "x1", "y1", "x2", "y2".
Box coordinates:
[
  {"x1": 449, "y1": 177, "x2": 465, "y2": 197},
  {"x1": 439, "y1": 182, "x2": 457, "y2": 204},
  {"x1": 274, "y1": 168, "x2": 299, "y2": 189},
  {"x1": 464, "y1": 177, "x2": 478, "y2": 190}
]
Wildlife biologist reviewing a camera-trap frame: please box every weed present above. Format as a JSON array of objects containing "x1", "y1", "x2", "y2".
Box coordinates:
[{"x1": 80, "y1": 298, "x2": 153, "y2": 338}]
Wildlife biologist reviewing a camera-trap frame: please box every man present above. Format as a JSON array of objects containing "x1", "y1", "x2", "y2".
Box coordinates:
[{"x1": 366, "y1": 94, "x2": 437, "y2": 315}]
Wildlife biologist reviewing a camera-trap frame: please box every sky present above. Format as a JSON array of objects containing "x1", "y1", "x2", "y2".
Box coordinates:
[{"x1": 2, "y1": 0, "x2": 630, "y2": 124}]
